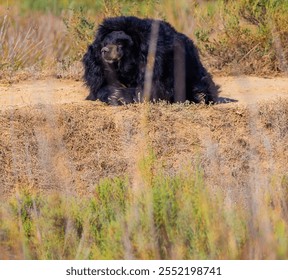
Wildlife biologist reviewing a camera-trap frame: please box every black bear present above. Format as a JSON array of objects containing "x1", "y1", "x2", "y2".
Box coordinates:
[{"x1": 83, "y1": 16, "x2": 218, "y2": 105}]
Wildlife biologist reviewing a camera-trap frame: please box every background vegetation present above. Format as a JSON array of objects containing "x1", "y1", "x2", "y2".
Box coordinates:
[{"x1": 0, "y1": 0, "x2": 287, "y2": 82}]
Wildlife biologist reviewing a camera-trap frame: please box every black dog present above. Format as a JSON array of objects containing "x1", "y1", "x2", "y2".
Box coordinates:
[{"x1": 82, "y1": 16, "x2": 218, "y2": 105}]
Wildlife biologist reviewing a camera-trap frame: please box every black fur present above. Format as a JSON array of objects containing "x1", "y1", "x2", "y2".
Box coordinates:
[{"x1": 82, "y1": 16, "x2": 218, "y2": 105}]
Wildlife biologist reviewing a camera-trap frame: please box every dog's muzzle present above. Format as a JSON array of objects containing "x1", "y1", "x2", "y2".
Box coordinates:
[{"x1": 101, "y1": 45, "x2": 122, "y2": 63}]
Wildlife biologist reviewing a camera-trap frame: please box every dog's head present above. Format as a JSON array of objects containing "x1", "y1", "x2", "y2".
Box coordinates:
[{"x1": 100, "y1": 31, "x2": 133, "y2": 64}]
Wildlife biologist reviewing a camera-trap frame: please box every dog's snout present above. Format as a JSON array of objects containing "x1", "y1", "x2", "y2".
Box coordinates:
[
  {"x1": 101, "y1": 44, "x2": 121, "y2": 63},
  {"x1": 101, "y1": 47, "x2": 109, "y2": 54}
]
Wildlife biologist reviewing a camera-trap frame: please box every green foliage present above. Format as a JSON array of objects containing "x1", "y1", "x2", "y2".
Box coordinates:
[
  {"x1": 1, "y1": 163, "x2": 288, "y2": 259},
  {"x1": 63, "y1": 7, "x2": 95, "y2": 61},
  {"x1": 8, "y1": 0, "x2": 160, "y2": 16},
  {"x1": 10, "y1": 0, "x2": 103, "y2": 14},
  {"x1": 194, "y1": 0, "x2": 288, "y2": 74},
  {"x1": 152, "y1": 169, "x2": 211, "y2": 259}
]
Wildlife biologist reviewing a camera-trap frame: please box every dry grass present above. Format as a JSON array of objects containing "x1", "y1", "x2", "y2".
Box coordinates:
[
  {"x1": 0, "y1": 0, "x2": 287, "y2": 81},
  {"x1": 0, "y1": 99, "x2": 287, "y2": 199},
  {"x1": 0, "y1": 7, "x2": 69, "y2": 81}
]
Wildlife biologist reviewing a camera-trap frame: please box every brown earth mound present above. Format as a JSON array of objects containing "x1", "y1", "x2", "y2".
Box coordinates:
[{"x1": 0, "y1": 77, "x2": 287, "y2": 206}]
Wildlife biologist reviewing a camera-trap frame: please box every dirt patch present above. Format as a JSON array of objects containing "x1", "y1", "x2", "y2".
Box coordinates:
[
  {"x1": 216, "y1": 76, "x2": 288, "y2": 105},
  {"x1": 0, "y1": 77, "x2": 287, "y2": 205},
  {"x1": 0, "y1": 79, "x2": 87, "y2": 109},
  {"x1": 0, "y1": 76, "x2": 287, "y2": 108}
]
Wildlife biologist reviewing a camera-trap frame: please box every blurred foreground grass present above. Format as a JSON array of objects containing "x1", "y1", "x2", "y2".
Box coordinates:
[{"x1": 0, "y1": 161, "x2": 287, "y2": 260}]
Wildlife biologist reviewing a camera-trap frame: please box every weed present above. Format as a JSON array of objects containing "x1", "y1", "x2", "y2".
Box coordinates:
[{"x1": 1, "y1": 160, "x2": 287, "y2": 259}]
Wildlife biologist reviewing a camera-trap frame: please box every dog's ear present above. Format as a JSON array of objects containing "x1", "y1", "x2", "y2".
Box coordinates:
[{"x1": 82, "y1": 35, "x2": 104, "y2": 100}]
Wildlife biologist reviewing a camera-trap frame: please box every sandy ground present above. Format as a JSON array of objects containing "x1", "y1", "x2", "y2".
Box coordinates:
[
  {"x1": 0, "y1": 79, "x2": 87, "y2": 109},
  {"x1": 216, "y1": 76, "x2": 288, "y2": 105},
  {"x1": 0, "y1": 76, "x2": 287, "y2": 201},
  {"x1": 0, "y1": 76, "x2": 287, "y2": 108}
]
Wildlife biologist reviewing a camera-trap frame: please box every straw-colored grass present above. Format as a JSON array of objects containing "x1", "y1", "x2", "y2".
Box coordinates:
[{"x1": 0, "y1": 0, "x2": 287, "y2": 81}]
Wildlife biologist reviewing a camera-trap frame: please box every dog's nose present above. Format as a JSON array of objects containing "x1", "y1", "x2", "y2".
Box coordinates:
[{"x1": 101, "y1": 47, "x2": 109, "y2": 54}]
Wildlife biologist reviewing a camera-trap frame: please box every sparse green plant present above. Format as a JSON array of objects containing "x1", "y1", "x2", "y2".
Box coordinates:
[
  {"x1": 63, "y1": 7, "x2": 95, "y2": 61},
  {"x1": 1, "y1": 159, "x2": 287, "y2": 259},
  {"x1": 193, "y1": 0, "x2": 288, "y2": 74}
]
